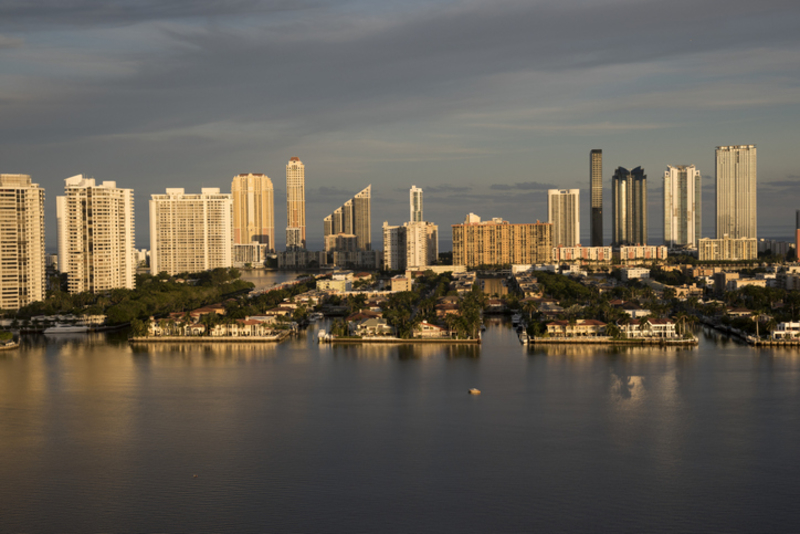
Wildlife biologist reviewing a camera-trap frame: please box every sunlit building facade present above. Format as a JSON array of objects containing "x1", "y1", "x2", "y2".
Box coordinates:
[
  {"x1": 548, "y1": 189, "x2": 580, "y2": 247},
  {"x1": 286, "y1": 157, "x2": 306, "y2": 250},
  {"x1": 0, "y1": 174, "x2": 45, "y2": 309},
  {"x1": 232, "y1": 173, "x2": 274, "y2": 251},
  {"x1": 57, "y1": 175, "x2": 136, "y2": 293},
  {"x1": 663, "y1": 165, "x2": 701, "y2": 249},
  {"x1": 716, "y1": 145, "x2": 756, "y2": 239},
  {"x1": 452, "y1": 214, "x2": 553, "y2": 267},
  {"x1": 612, "y1": 166, "x2": 647, "y2": 246}
]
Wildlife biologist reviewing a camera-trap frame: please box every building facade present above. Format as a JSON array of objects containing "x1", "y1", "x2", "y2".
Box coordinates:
[
  {"x1": 382, "y1": 220, "x2": 438, "y2": 271},
  {"x1": 57, "y1": 175, "x2": 135, "y2": 293},
  {"x1": 552, "y1": 245, "x2": 612, "y2": 263},
  {"x1": 0, "y1": 174, "x2": 45, "y2": 309},
  {"x1": 286, "y1": 157, "x2": 306, "y2": 250},
  {"x1": 617, "y1": 245, "x2": 668, "y2": 263},
  {"x1": 663, "y1": 165, "x2": 701, "y2": 249},
  {"x1": 548, "y1": 189, "x2": 580, "y2": 247},
  {"x1": 410, "y1": 185, "x2": 423, "y2": 223},
  {"x1": 612, "y1": 166, "x2": 647, "y2": 246},
  {"x1": 716, "y1": 145, "x2": 757, "y2": 239},
  {"x1": 452, "y1": 214, "x2": 553, "y2": 268},
  {"x1": 590, "y1": 149, "x2": 603, "y2": 246},
  {"x1": 149, "y1": 188, "x2": 233, "y2": 275},
  {"x1": 323, "y1": 185, "x2": 372, "y2": 251},
  {"x1": 698, "y1": 235, "x2": 757, "y2": 261},
  {"x1": 232, "y1": 173, "x2": 274, "y2": 250}
]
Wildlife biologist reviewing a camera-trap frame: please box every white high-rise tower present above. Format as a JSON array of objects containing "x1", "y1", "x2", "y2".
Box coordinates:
[
  {"x1": 410, "y1": 185, "x2": 423, "y2": 223},
  {"x1": 548, "y1": 189, "x2": 580, "y2": 247},
  {"x1": 716, "y1": 145, "x2": 756, "y2": 239},
  {"x1": 663, "y1": 165, "x2": 701, "y2": 248},
  {"x1": 57, "y1": 175, "x2": 135, "y2": 293}
]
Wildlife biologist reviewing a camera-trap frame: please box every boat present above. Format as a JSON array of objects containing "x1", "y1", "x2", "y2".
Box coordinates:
[
  {"x1": 518, "y1": 333, "x2": 529, "y2": 345},
  {"x1": 43, "y1": 324, "x2": 89, "y2": 334},
  {"x1": 468, "y1": 388, "x2": 481, "y2": 395},
  {"x1": 511, "y1": 313, "x2": 522, "y2": 325}
]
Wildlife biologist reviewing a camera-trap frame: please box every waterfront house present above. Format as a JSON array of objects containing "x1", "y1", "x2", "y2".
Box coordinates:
[
  {"x1": 773, "y1": 322, "x2": 800, "y2": 340},
  {"x1": 350, "y1": 317, "x2": 396, "y2": 337},
  {"x1": 414, "y1": 321, "x2": 449, "y2": 338},
  {"x1": 617, "y1": 317, "x2": 677, "y2": 339},
  {"x1": 210, "y1": 319, "x2": 275, "y2": 338},
  {"x1": 546, "y1": 319, "x2": 606, "y2": 337}
]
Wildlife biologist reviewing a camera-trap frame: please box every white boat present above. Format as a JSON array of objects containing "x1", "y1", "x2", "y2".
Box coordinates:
[
  {"x1": 511, "y1": 313, "x2": 522, "y2": 325},
  {"x1": 43, "y1": 324, "x2": 89, "y2": 334},
  {"x1": 518, "y1": 333, "x2": 529, "y2": 345},
  {"x1": 468, "y1": 388, "x2": 481, "y2": 395}
]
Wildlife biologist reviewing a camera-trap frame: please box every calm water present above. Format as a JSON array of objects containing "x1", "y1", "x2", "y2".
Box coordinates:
[{"x1": 2, "y1": 322, "x2": 800, "y2": 532}]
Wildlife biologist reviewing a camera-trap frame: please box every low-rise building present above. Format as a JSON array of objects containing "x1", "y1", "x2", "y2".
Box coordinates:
[
  {"x1": 620, "y1": 267, "x2": 650, "y2": 281},
  {"x1": 617, "y1": 317, "x2": 677, "y2": 338},
  {"x1": 773, "y1": 322, "x2": 800, "y2": 340},
  {"x1": 698, "y1": 235, "x2": 757, "y2": 261}
]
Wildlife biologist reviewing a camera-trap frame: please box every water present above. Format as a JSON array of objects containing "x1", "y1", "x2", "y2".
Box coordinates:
[
  {"x1": 2, "y1": 322, "x2": 800, "y2": 532},
  {"x1": 239, "y1": 270, "x2": 314, "y2": 291}
]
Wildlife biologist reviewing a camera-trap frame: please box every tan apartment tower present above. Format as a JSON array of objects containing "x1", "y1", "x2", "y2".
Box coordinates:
[
  {"x1": 232, "y1": 173, "x2": 274, "y2": 251},
  {"x1": 663, "y1": 165, "x2": 701, "y2": 249},
  {"x1": 548, "y1": 189, "x2": 580, "y2": 247},
  {"x1": 452, "y1": 214, "x2": 553, "y2": 267},
  {"x1": 286, "y1": 157, "x2": 306, "y2": 250},
  {"x1": 57, "y1": 175, "x2": 135, "y2": 293},
  {"x1": 590, "y1": 149, "x2": 603, "y2": 246},
  {"x1": 150, "y1": 188, "x2": 233, "y2": 276},
  {"x1": 716, "y1": 145, "x2": 756, "y2": 239},
  {"x1": 0, "y1": 174, "x2": 45, "y2": 309}
]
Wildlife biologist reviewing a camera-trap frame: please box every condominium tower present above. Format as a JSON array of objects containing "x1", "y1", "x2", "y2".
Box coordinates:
[
  {"x1": 611, "y1": 167, "x2": 647, "y2": 246},
  {"x1": 382, "y1": 221, "x2": 438, "y2": 271},
  {"x1": 286, "y1": 157, "x2": 306, "y2": 250},
  {"x1": 410, "y1": 185, "x2": 423, "y2": 223},
  {"x1": 590, "y1": 149, "x2": 603, "y2": 246},
  {"x1": 57, "y1": 175, "x2": 135, "y2": 293},
  {"x1": 149, "y1": 188, "x2": 233, "y2": 276},
  {"x1": 663, "y1": 165, "x2": 701, "y2": 249},
  {"x1": 716, "y1": 145, "x2": 757, "y2": 239},
  {"x1": 232, "y1": 173, "x2": 274, "y2": 251},
  {"x1": 548, "y1": 189, "x2": 580, "y2": 247},
  {"x1": 452, "y1": 214, "x2": 553, "y2": 267},
  {"x1": 0, "y1": 174, "x2": 45, "y2": 309},
  {"x1": 323, "y1": 185, "x2": 372, "y2": 251}
]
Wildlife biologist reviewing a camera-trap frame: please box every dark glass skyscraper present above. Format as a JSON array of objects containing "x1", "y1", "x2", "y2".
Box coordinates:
[
  {"x1": 590, "y1": 149, "x2": 603, "y2": 246},
  {"x1": 612, "y1": 166, "x2": 647, "y2": 246}
]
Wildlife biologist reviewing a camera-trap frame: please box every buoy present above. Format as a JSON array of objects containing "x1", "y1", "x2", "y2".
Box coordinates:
[{"x1": 468, "y1": 388, "x2": 481, "y2": 395}]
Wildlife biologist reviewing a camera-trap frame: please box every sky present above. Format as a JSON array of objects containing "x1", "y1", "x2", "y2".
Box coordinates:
[{"x1": 1, "y1": 0, "x2": 799, "y2": 252}]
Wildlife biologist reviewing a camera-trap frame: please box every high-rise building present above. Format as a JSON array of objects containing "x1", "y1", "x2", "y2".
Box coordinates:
[
  {"x1": 323, "y1": 185, "x2": 372, "y2": 251},
  {"x1": 149, "y1": 188, "x2": 233, "y2": 276},
  {"x1": 381, "y1": 221, "x2": 438, "y2": 271},
  {"x1": 452, "y1": 214, "x2": 553, "y2": 267},
  {"x1": 382, "y1": 222, "x2": 406, "y2": 271},
  {"x1": 232, "y1": 173, "x2": 274, "y2": 250},
  {"x1": 548, "y1": 189, "x2": 580, "y2": 247},
  {"x1": 590, "y1": 149, "x2": 603, "y2": 246},
  {"x1": 612, "y1": 166, "x2": 647, "y2": 246},
  {"x1": 57, "y1": 175, "x2": 135, "y2": 294},
  {"x1": 716, "y1": 145, "x2": 757, "y2": 239},
  {"x1": 0, "y1": 174, "x2": 45, "y2": 309},
  {"x1": 286, "y1": 157, "x2": 306, "y2": 250},
  {"x1": 663, "y1": 165, "x2": 701, "y2": 249},
  {"x1": 410, "y1": 185, "x2": 423, "y2": 223}
]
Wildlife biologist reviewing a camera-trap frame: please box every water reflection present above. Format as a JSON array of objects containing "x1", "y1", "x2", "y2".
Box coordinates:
[{"x1": 327, "y1": 342, "x2": 480, "y2": 360}]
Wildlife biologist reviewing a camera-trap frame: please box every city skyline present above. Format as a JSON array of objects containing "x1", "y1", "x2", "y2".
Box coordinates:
[{"x1": 1, "y1": 2, "x2": 798, "y2": 252}]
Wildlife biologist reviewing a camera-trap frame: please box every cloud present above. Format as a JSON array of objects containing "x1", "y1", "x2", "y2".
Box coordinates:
[{"x1": 490, "y1": 182, "x2": 558, "y2": 191}]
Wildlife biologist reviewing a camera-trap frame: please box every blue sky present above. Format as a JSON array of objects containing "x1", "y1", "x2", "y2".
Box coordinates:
[{"x1": 1, "y1": 0, "x2": 799, "y2": 251}]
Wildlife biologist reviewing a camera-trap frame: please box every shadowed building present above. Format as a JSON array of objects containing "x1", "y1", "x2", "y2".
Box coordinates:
[
  {"x1": 612, "y1": 166, "x2": 647, "y2": 246},
  {"x1": 590, "y1": 149, "x2": 603, "y2": 246}
]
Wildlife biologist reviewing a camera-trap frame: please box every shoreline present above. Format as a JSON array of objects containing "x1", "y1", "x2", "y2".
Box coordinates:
[
  {"x1": 531, "y1": 337, "x2": 699, "y2": 346},
  {"x1": 328, "y1": 337, "x2": 480, "y2": 345},
  {"x1": 129, "y1": 331, "x2": 292, "y2": 343}
]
